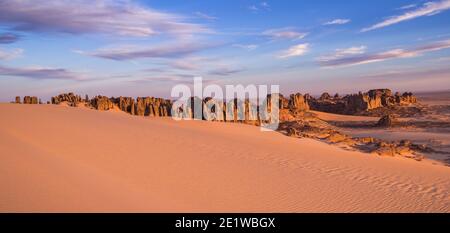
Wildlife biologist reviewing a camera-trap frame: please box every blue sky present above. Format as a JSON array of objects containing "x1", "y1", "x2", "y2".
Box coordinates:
[{"x1": 1, "y1": 0, "x2": 450, "y2": 101}]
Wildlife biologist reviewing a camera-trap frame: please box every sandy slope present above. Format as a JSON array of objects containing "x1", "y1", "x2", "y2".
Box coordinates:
[{"x1": 0, "y1": 104, "x2": 449, "y2": 212}]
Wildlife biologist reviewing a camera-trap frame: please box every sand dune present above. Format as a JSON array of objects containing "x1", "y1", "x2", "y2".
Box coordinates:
[{"x1": 0, "y1": 103, "x2": 449, "y2": 212}]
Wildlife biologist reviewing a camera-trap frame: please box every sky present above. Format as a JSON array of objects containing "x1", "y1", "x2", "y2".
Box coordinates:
[{"x1": 1, "y1": 0, "x2": 450, "y2": 101}]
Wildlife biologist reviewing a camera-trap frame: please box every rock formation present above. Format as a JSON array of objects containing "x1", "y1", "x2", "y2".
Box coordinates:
[
  {"x1": 90, "y1": 96, "x2": 115, "y2": 111},
  {"x1": 376, "y1": 114, "x2": 397, "y2": 127},
  {"x1": 133, "y1": 97, "x2": 172, "y2": 117},
  {"x1": 288, "y1": 93, "x2": 310, "y2": 112},
  {"x1": 50, "y1": 92, "x2": 174, "y2": 117},
  {"x1": 319, "y1": 92, "x2": 331, "y2": 101},
  {"x1": 15, "y1": 96, "x2": 21, "y2": 104},
  {"x1": 47, "y1": 88, "x2": 418, "y2": 121},
  {"x1": 308, "y1": 89, "x2": 418, "y2": 115},
  {"x1": 203, "y1": 97, "x2": 225, "y2": 121},
  {"x1": 52, "y1": 93, "x2": 82, "y2": 106},
  {"x1": 112, "y1": 97, "x2": 135, "y2": 114},
  {"x1": 278, "y1": 94, "x2": 290, "y2": 109},
  {"x1": 309, "y1": 95, "x2": 347, "y2": 114},
  {"x1": 50, "y1": 93, "x2": 148, "y2": 110},
  {"x1": 279, "y1": 115, "x2": 426, "y2": 161},
  {"x1": 395, "y1": 92, "x2": 417, "y2": 105},
  {"x1": 23, "y1": 96, "x2": 38, "y2": 104}
]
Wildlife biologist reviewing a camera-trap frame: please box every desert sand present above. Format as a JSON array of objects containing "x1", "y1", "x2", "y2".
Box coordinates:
[{"x1": 0, "y1": 103, "x2": 449, "y2": 212}]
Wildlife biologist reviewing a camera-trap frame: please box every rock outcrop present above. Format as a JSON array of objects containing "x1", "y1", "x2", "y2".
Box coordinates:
[
  {"x1": 50, "y1": 93, "x2": 172, "y2": 117},
  {"x1": 203, "y1": 97, "x2": 225, "y2": 121},
  {"x1": 23, "y1": 96, "x2": 38, "y2": 104},
  {"x1": 278, "y1": 94, "x2": 290, "y2": 109},
  {"x1": 134, "y1": 97, "x2": 172, "y2": 117},
  {"x1": 288, "y1": 93, "x2": 310, "y2": 112},
  {"x1": 279, "y1": 115, "x2": 426, "y2": 161},
  {"x1": 319, "y1": 92, "x2": 331, "y2": 101},
  {"x1": 49, "y1": 93, "x2": 173, "y2": 117},
  {"x1": 376, "y1": 114, "x2": 397, "y2": 127},
  {"x1": 112, "y1": 97, "x2": 135, "y2": 114},
  {"x1": 309, "y1": 95, "x2": 347, "y2": 114},
  {"x1": 90, "y1": 96, "x2": 115, "y2": 111},
  {"x1": 52, "y1": 93, "x2": 82, "y2": 106},
  {"x1": 46, "y1": 89, "x2": 413, "y2": 120},
  {"x1": 395, "y1": 92, "x2": 417, "y2": 105},
  {"x1": 46, "y1": 88, "x2": 417, "y2": 120},
  {"x1": 308, "y1": 89, "x2": 418, "y2": 115},
  {"x1": 15, "y1": 96, "x2": 21, "y2": 104}
]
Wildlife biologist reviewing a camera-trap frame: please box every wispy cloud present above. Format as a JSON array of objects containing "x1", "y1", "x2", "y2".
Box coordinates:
[
  {"x1": 131, "y1": 75, "x2": 217, "y2": 85},
  {"x1": 323, "y1": 19, "x2": 351, "y2": 25},
  {"x1": 278, "y1": 43, "x2": 309, "y2": 59},
  {"x1": 248, "y1": 5, "x2": 259, "y2": 12},
  {"x1": 166, "y1": 56, "x2": 242, "y2": 78},
  {"x1": 194, "y1": 12, "x2": 218, "y2": 21},
  {"x1": 262, "y1": 27, "x2": 308, "y2": 40},
  {"x1": 0, "y1": 0, "x2": 210, "y2": 37},
  {"x1": 0, "y1": 48, "x2": 23, "y2": 60},
  {"x1": 398, "y1": 4, "x2": 417, "y2": 10},
  {"x1": 319, "y1": 46, "x2": 366, "y2": 61},
  {"x1": 260, "y1": 2, "x2": 271, "y2": 10},
  {"x1": 362, "y1": 0, "x2": 450, "y2": 32},
  {"x1": 170, "y1": 60, "x2": 199, "y2": 71},
  {"x1": 168, "y1": 56, "x2": 216, "y2": 70},
  {"x1": 232, "y1": 44, "x2": 259, "y2": 51},
  {"x1": 208, "y1": 67, "x2": 245, "y2": 76},
  {"x1": 0, "y1": 33, "x2": 20, "y2": 44},
  {"x1": 359, "y1": 67, "x2": 450, "y2": 80},
  {"x1": 79, "y1": 42, "x2": 215, "y2": 61},
  {"x1": 318, "y1": 40, "x2": 450, "y2": 67},
  {"x1": 248, "y1": 2, "x2": 271, "y2": 12},
  {"x1": 130, "y1": 76, "x2": 194, "y2": 84},
  {"x1": 0, "y1": 65, "x2": 81, "y2": 80}
]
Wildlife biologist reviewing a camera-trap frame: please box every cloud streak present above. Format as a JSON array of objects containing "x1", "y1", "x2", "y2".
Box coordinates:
[
  {"x1": 208, "y1": 67, "x2": 244, "y2": 76},
  {"x1": 0, "y1": 33, "x2": 20, "y2": 44},
  {"x1": 262, "y1": 27, "x2": 308, "y2": 40},
  {"x1": 0, "y1": 0, "x2": 210, "y2": 37},
  {"x1": 0, "y1": 65, "x2": 81, "y2": 80},
  {"x1": 168, "y1": 56, "x2": 217, "y2": 70},
  {"x1": 260, "y1": 2, "x2": 271, "y2": 10},
  {"x1": 80, "y1": 42, "x2": 214, "y2": 61},
  {"x1": 318, "y1": 40, "x2": 450, "y2": 67},
  {"x1": 398, "y1": 4, "x2": 417, "y2": 10},
  {"x1": 194, "y1": 12, "x2": 218, "y2": 21},
  {"x1": 232, "y1": 44, "x2": 259, "y2": 51},
  {"x1": 323, "y1": 19, "x2": 351, "y2": 25},
  {"x1": 278, "y1": 43, "x2": 309, "y2": 59},
  {"x1": 319, "y1": 46, "x2": 366, "y2": 61},
  {"x1": 130, "y1": 76, "x2": 194, "y2": 84},
  {"x1": 362, "y1": 0, "x2": 450, "y2": 32},
  {"x1": 248, "y1": 2, "x2": 270, "y2": 12},
  {"x1": 0, "y1": 48, "x2": 23, "y2": 60}
]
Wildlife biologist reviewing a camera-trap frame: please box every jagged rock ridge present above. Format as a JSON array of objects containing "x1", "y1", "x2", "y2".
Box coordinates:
[{"x1": 308, "y1": 89, "x2": 418, "y2": 115}]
